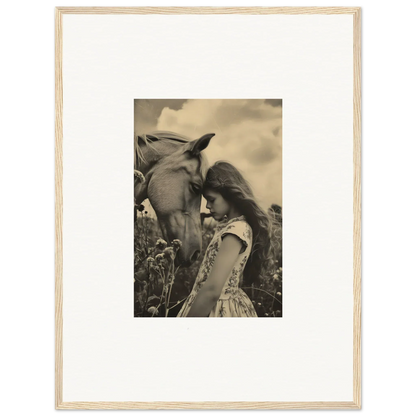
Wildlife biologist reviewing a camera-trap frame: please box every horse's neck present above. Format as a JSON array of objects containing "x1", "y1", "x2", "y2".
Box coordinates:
[{"x1": 134, "y1": 140, "x2": 179, "y2": 205}]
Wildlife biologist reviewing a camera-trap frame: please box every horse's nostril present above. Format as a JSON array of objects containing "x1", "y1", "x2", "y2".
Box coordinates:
[{"x1": 191, "y1": 250, "x2": 200, "y2": 262}]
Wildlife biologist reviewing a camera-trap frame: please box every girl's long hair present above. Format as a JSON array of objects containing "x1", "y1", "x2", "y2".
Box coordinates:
[{"x1": 203, "y1": 161, "x2": 281, "y2": 285}]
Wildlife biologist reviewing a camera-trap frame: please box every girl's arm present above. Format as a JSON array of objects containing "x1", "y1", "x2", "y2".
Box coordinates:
[{"x1": 186, "y1": 235, "x2": 242, "y2": 317}]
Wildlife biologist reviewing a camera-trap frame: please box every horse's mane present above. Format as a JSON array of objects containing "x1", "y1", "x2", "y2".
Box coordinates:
[
  {"x1": 135, "y1": 130, "x2": 209, "y2": 177},
  {"x1": 139, "y1": 130, "x2": 193, "y2": 144}
]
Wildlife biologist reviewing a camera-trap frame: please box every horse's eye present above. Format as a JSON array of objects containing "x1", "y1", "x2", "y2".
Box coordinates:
[{"x1": 191, "y1": 183, "x2": 201, "y2": 194}]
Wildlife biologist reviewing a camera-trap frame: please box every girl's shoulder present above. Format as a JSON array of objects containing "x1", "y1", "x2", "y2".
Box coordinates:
[{"x1": 220, "y1": 216, "x2": 252, "y2": 246}]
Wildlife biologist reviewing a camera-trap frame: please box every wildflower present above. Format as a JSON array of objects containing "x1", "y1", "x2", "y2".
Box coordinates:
[
  {"x1": 163, "y1": 247, "x2": 175, "y2": 261},
  {"x1": 172, "y1": 239, "x2": 182, "y2": 252},
  {"x1": 258, "y1": 302, "x2": 262, "y2": 306},
  {"x1": 276, "y1": 292, "x2": 282, "y2": 296},
  {"x1": 147, "y1": 306, "x2": 159, "y2": 316},
  {"x1": 149, "y1": 262, "x2": 160, "y2": 273},
  {"x1": 265, "y1": 313, "x2": 269, "y2": 317},
  {"x1": 155, "y1": 253, "x2": 165, "y2": 264},
  {"x1": 134, "y1": 170, "x2": 145, "y2": 183},
  {"x1": 147, "y1": 258, "x2": 159, "y2": 275},
  {"x1": 167, "y1": 272, "x2": 176, "y2": 285},
  {"x1": 273, "y1": 273, "x2": 279, "y2": 280},
  {"x1": 155, "y1": 239, "x2": 167, "y2": 250}
]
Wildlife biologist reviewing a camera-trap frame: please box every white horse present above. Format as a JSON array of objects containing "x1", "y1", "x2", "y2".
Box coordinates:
[{"x1": 134, "y1": 131, "x2": 214, "y2": 266}]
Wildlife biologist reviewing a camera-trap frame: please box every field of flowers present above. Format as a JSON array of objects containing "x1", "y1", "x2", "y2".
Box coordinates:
[{"x1": 134, "y1": 206, "x2": 282, "y2": 318}]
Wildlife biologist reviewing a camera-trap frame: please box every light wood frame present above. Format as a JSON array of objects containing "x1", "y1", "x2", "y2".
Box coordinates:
[{"x1": 55, "y1": 6, "x2": 361, "y2": 410}]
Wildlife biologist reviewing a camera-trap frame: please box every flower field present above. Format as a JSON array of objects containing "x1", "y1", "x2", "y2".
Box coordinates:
[{"x1": 134, "y1": 207, "x2": 282, "y2": 317}]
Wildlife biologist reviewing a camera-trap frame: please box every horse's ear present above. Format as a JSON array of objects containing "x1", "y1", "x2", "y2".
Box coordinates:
[{"x1": 186, "y1": 133, "x2": 215, "y2": 156}]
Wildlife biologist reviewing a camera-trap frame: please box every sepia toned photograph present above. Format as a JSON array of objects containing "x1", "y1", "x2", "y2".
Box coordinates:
[{"x1": 134, "y1": 99, "x2": 282, "y2": 317}]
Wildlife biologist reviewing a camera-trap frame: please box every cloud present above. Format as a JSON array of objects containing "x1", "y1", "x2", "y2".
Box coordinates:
[
  {"x1": 244, "y1": 136, "x2": 279, "y2": 165},
  {"x1": 155, "y1": 99, "x2": 282, "y2": 210},
  {"x1": 265, "y1": 99, "x2": 282, "y2": 107},
  {"x1": 134, "y1": 99, "x2": 187, "y2": 135}
]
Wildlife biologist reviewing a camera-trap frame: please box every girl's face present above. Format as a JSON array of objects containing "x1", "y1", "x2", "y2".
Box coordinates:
[{"x1": 204, "y1": 189, "x2": 232, "y2": 221}]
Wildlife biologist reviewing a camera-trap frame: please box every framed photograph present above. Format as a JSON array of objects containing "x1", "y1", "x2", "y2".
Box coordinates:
[{"x1": 56, "y1": 7, "x2": 361, "y2": 409}]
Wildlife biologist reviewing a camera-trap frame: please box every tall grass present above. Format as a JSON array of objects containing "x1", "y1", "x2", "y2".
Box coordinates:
[{"x1": 134, "y1": 206, "x2": 282, "y2": 317}]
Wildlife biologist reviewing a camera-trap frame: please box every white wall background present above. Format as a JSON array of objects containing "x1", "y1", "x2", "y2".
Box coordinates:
[{"x1": 61, "y1": 12, "x2": 353, "y2": 403}]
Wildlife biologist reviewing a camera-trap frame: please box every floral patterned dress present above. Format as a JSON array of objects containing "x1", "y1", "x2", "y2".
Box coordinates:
[{"x1": 177, "y1": 215, "x2": 258, "y2": 317}]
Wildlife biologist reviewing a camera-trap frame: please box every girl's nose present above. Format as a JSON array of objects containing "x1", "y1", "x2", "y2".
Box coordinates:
[{"x1": 206, "y1": 201, "x2": 210, "y2": 209}]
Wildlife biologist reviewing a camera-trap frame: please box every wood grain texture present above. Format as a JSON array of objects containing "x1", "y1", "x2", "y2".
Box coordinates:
[
  {"x1": 55, "y1": 6, "x2": 361, "y2": 410},
  {"x1": 353, "y1": 7, "x2": 362, "y2": 411},
  {"x1": 55, "y1": 7, "x2": 63, "y2": 410},
  {"x1": 56, "y1": 7, "x2": 360, "y2": 15},
  {"x1": 57, "y1": 401, "x2": 360, "y2": 410}
]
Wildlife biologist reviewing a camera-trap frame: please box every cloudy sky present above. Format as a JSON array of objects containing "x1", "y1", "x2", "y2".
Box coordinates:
[{"x1": 134, "y1": 99, "x2": 282, "y2": 213}]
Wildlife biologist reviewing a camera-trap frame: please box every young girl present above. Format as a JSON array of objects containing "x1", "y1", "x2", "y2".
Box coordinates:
[{"x1": 177, "y1": 161, "x2": 275, "y2": 317}]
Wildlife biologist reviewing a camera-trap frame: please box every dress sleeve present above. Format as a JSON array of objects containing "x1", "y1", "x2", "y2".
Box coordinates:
[{"x1": 221, "y1": 221, "x2": 252, "y2": 254}]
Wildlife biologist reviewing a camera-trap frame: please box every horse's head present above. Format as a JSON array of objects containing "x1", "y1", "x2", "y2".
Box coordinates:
[{"x1": 145, "y1": 133, "x2": 214, "y2": 266}]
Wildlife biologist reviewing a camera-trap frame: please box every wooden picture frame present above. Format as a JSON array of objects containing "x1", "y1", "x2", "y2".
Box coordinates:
[{"x1": 56, "y1": 7, "x2": 361, "y2": 409}]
